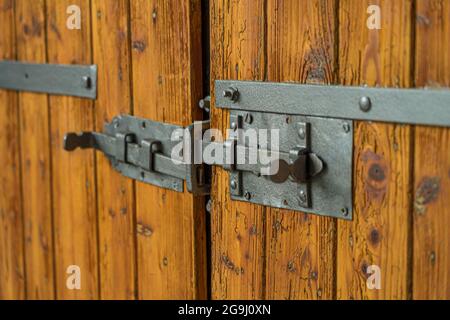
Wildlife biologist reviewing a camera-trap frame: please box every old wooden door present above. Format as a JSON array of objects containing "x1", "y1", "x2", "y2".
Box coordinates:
[
  {"x1": 0, "y1": 0, "x2": 206, "y2": 300},
  {"x1": 209, "y1": 0, "x2": 449, "y2": 300},
  {"x1": 0, "y1": 0, "x2": 449, "y2": 301}
]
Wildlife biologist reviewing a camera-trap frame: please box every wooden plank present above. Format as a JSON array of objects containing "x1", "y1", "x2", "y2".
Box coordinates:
[
  {"x1": 337, "y1": 0, "x2": 413, "y2": 299},
  {"x1": 413, "y1": 0, "x2": 450, "y2": 300},
  {"x1": 46, "y1": 0, "x2": 99, "y2": 299},
  {"x1": 91, "y1": 0, "x2": 136, "y2": 300},
  {"x1": 14, "y1": 0, "x2": 55, "y2": 300},
  {"x1": 130, "y1": 0, "x2": 206, "y2": 299},
  {"x1": 210, "y1": 0, "x2": 267, "y2": 300},
  {"x1": 265, "y1": 0, "x2": 337, "y2": 300},
  {"x1": 0, "y1": 0, "x2": 26, "y2": 300}
]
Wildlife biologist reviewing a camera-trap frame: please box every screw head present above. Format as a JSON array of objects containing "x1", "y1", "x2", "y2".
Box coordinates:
[
  {"x1": 82, "y1": 76, "x2": 92, "y2": 89},
  {"x1": 298, "y1": 128, "x2": 306, "y2": 139},
  {"x1": 359, "y1": 96, "x2": 372, "y2": 112},
  {"x1": 343, "y1": 122, "x2": 351, "y2": 133},
  {"x1": 199, "y1": 96, "x2": 211, "y2": 113},
  {"x1": 244, "y1": 113, "x2": 253, "y2": 124},
  {"x1": 341, "y1": 207, "x2": 349, "y2": 217},
  {"x1": 299, "y1": 190, "x2": 307, "y2": 203},
  {"x1": 230, "y1": 180, "x2": 237, "y2": 190},
  {"x1": 244, "y1": 191, "x2": 251, "y2": 201},
  {"x1": 223, "y1": 87, "x2": 239, "y2": 102}
]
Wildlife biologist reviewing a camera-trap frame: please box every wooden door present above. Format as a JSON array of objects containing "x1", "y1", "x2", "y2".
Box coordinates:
[
  {"x1": 210, "y1": 0, "x2": 450, "y2": 300},
  {"x1": 0, "y1": 0, "x2": 206, "y2": 300},
  {"x1": 0, "y1": 0, "x2": 449, "y2": 301}
]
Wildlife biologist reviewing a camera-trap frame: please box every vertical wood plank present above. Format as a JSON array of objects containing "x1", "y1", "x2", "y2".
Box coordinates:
[
  {"x1": 46, "y1": 0, "x2": 99, "y2": 299},
  {"x1": 337, "y1": 0, "x2": 413, "y2": 299},
  {"x1": 414, "y1": 0, "x2": 450, "y2": 300},
  {"x1": 265, "y1": 0, "x2": 337, "y2": 300},
  {"x1": 91, "y1": 0, "x2": 136, "y2": 300},
  {"x1": 0, "y1": 0, "x2": 26, "y2": 300},
  {"x1": 15, "y1": 0, "x2": 55, "y2": 299},
  {"x1": 130, "y1": 0, "x2": 206, "y2": 299},
  {"x1": 210, "y1": 0, "x2": 267, "y2": 300}
]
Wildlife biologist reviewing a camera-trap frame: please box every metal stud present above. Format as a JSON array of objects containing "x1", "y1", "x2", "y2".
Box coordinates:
[{"x1": 359, "y1": 96, "x2": 372, "y2": 112}]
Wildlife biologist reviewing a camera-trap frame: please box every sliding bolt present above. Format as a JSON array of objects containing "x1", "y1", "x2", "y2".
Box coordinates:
[{"x1": 223, "y1": 87, "x2": 239, "y2": 102}]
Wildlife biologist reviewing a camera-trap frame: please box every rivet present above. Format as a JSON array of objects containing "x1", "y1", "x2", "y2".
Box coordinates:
[
  {"x1": 223, "y1": 87, "x2": 239, "y2": 102},
  {"x1": 298, "y1": 128, "x2": 306, "y2": 139},
  {"x1": 299, "y1": 190, "x2": 307, "y2": 203},
  {"x1": 359, "y1": 96, "x2": 372, "y2": 112},
  {"x1": 244, "y1": 113, "x2": 253, "y2": 124},
  {"x1": 244, "y1": 191, "x2": 251, "y2": 201},
  {"x1": 82, "y1": 76, "x2": 91, "y2": 89},
  {"x1": 230, "y1": 180, "x2": 237, "y2": 190},
  {"x1": 343, "y1": 122, "x2": 351, "y2": 133},
  {"x1": 341, "y1": 207, "x2": 349, "y2": 216},
  {"x1": 199, "y1": 97, "x2": 211, "y2": 113}
]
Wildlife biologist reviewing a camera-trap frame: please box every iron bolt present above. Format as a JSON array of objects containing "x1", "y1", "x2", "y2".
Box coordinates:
[
  {"x1": 244, "y1": 113, "x2": 253, "y2": 124},
  {"x1": 82, "y1": 76, "x2": 92, "y2": 89},
  {"x1": 299, "y1": 190, "x2": 307, "y2": 203},
  {"x1": 343, "y1": 122, "x2": 351, "y2": 133},
  {"x1": 223, "y1": 87, "x2": 240, "y2": 102},
  {"x1": 199, "y1": 96, "x2": 211, "y2": 113},
  {"x1": 341, "y1": 207, "x2": 349, "y2": 216},
  {"x1": 298, "y1": 128, "x2": 306, "y2": 139},
  {"x1": 359, "y1": 96, "x2": 372, "y2": 112}
]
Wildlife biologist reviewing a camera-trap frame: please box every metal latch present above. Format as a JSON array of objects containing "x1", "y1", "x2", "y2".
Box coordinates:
[{"x1": 64, "y1": 111, "x2": 352, "y2": 219}]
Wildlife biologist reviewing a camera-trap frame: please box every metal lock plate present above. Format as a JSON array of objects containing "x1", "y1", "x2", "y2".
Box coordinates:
[{"x1": 226, "y1": 110, "x2": 353, "y2": 220}]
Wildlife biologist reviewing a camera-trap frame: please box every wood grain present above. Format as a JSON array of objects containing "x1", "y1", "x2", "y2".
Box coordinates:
[
  {"x1": 46, "y1": 0, "x2": 99, "y2": 299},
  {"x1": 337, "y1": 0, "x2": 413, "y2": 299},
  {"x1": 210, "y1": 0, "x2": 267, "y2": 300},
  {"x1": 15, "y1": 0, "x2": 55, "y2": 300},
  {"x1": 91, "y1": 0, "x2": 136, "y2": 300},
  {"x1": 413, "y1": 0, "x2": 450, "y2": 300},
  {"x1": 265, "y1": 0, "x2": 337, "y2": 300},
  {"x1": 130, "y1": 0, "x2": 206, "y2": 299},
  {"x1": 0, "y1": 0, "x2": 26, "y2": 300}
]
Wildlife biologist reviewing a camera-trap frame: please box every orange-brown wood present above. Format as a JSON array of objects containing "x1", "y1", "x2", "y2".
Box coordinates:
[
  {"x1": 46, "y1": 0, "x2": 99, "y2": 299},
  {"x1": 210, "y1": 0, "x2": 267, "y2": 300},
  {"x1": 15, "y1": 0, "x2": 55, "y2": 300},
  {"x1": 130, "y1": 0, "x2": 206, "y2": 299},
  {"x1": 337, "y1": 0, "x2": 413, "y2": 299},
  {"x1": 91, "y1": 0, "x2": 136, "y2": 300},
  {"x1": 413, "y1": 0, "x2": 450, "y2": 300},
  {"x1": 0, "y1": 0, "x2": 26, "y2": 300},
  {"x1": 265, "y1": 0, "x2": 337, "y2": 300}
]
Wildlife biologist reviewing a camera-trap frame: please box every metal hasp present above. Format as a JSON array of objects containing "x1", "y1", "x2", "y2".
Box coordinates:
[
  {"x1": 221, "y1": 110, "x2": 353, "y2": 220},
  {"x1": 0, "y1": 61, "x2": 97, "y2": 99},
  {"x1": 215, "y1": 80, "x2": 450, "y2": 127},
  {"x1": 64, "y1": 115, "x2": 210, "y2": 195}
]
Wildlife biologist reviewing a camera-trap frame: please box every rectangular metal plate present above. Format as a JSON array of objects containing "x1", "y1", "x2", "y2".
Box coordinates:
[
  {"x1": 104, "y1": 115, "x2": 185, "y2": 192},
  {"x1": 216, "y1": 80, "x2": 450, "y2": 128},
  {"x1": 0, "y1": 61, "x2": 97, "y2": 99},
  {"x1": 229, "y1": 110, "x2": 353, "y2": 220}
]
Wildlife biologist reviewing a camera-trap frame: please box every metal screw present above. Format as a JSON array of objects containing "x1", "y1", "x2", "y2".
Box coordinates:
[
  {"x1": 341, "y1": 207, "x2": 349, "y2": 217},
  {"x1": 244, "y1": 113, "x2": 253, "y2": 124},
  {"x1": 359, "y1": 96, "x2": 372, "y2": 112},
  {"x1": 343, "y1": 122, "x2": 351, "y2": 133},
  {"x1": 230, "y1": 180, "x2": 237, "y2": 190},
  {"x1": 199, "y1": 96, "x2": 211, "y2": 113},
  {"x1": 231, "y1": 122, "x2": 237, "y2": 131},
  {"x1": 244, "y1": 191, "x2": 251, "y2": 201},
  {"x1": 223, "y1": 87, "x2": 239, "y2": 102},
  {"x1": 82, "y1": 76, "x2": 91, "y2": 89},
  {"x1": 299, "y1": 190, "x2": 307, "y2": 203},
  {"x1": 298, "y1": 128, "x2": 306, "y2": 139}
]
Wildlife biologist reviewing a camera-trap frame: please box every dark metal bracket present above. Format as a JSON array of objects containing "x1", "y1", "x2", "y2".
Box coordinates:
[{"x1": 0, "y1": 61, "x2": 97, "y2": 99}]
